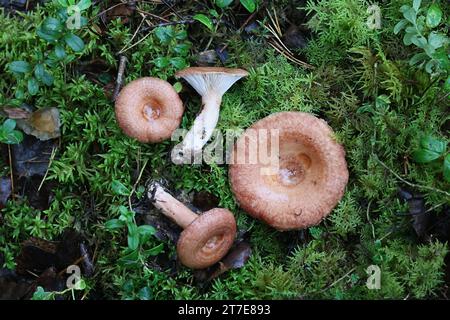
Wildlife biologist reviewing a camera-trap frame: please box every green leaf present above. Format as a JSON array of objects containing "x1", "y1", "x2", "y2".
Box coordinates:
[
  {"x1": 64, "y1": 33, "x2": 85, "y2": 52},
  {"x1": 193, "y1": 14, "x2": 213, "y2": 31},
  {"x1": 209, "y1": 9, "x2": 219, "y2": 18},
  {"x1": 42, "y1": 17, "x2": 63, "y2": 33},
  {"x1": 77, "y1": 0, "x2": 91, "y2": 11},
  {"x1": 27, "y1": 77, "x2": 39, "y2": 96},
  {"x1": 170, "y1": 57, "x2": 187, "y2": 69},
  {"x1": 423, "y1": 44, "x2": 436, "y2": 57},
  {"x1": 138, "y1": 225, "x2": 155, "y2": 243},
  {"x1": 111, "y1": 180, "x2": 130, "y2": 196},
  {"x1": 138, "y1": 287, "x2": 152, "y2": 300},
  {"x1": 375, "y1": 95, "x2": 390, "y2": 109},
  {"x1": 42, "y1": 71, "x2": 54, "y2": 86},
  {"x1": 37, "y1": 27, "x2": 59, "y2": 42},
  {"x1": 173, "y1": 43, "x2": 191, "y2": 56},
  {"x1": 9, "y1": 61, "x2": 30, "y2": 74},
  {"x1": 428, "y1": 32, "x2": 446, "y2": 49},
  {"x1": 215, "y1": 0, "x2": 233, "y2": 8},
  {"x1": 412, "y1": 0, "x2": 421, "y2": 12},
  {"x1": 34, "y1": 64, "x2": 45, "y2": 81},
  {"x1": 56, "y1": 0, "x2": 69, "y2": 7},
  {"x1": 173, "y1": 82, "x2": 183, "y2": 93},
  {"x1": 3, "y1": 119, "x2": 16, "y2": 132},
  {"x1": 31, "y1": 287, "x2": 54, "y2": 300},
  {"x1": 154, "y1": 26, "x2": 175, "y2": 43},
  {"x1": 444, "y1": 76, "x2": 450, "y2": 92},
  {"x1": 105, "y1": 219, "x2": 125, "y2": 230},
  {"x1": 137, "y1": 225, "x2": 156, "y2": 237},
  {"x1": 403, "y1": 7, "x2": 417, "y2": 24},
  {"x1": 55, "y1": 45, "x2": 66, "y2": 59},
  {"x1": 127, "y1": 224, "x2": 139, "y2": 250},
  {"x1": 4, "y1": 131, "x2": 24, "y2": 145},
  {"x1": 409, "y1": 52, "x2": 427, "y2": 66},
  {"x1": 444, "y1": 154, "x2": 450, "y2": 183},
  {"x1": 175, "y1": 30, "x2": 187, "y2": 40},
  {"x1": 73, "y1": 279, "x2": 86, "y2": 290},
  {"x1": 143, "y1": 243, "x2": 164, "y2": 257},
  {"x1": 240, "y1": 0, "x2": 256, "y2": 13},
  {"x1": 426, "y1": 3, "x2": 442, "y2": 28},
  {"x1": 412, "y1": 135, "x2": 447, "y2": 163},
  {"x1": 394, "y1": 19, "x2": 408, "y2": 35},
  {"x1": 411, "y1": 35, "x2": 427, "y2": 48},
  {"x1": 403, "y1": 32, "x2": 414, "y2": 45},
  {"x1": 15, "y1": 89, "x2": 25, "y2": 100},
  {"x1": 118, "y1": 249, "x2": 139, "y2": 266},
  {"x1": 433, "y1": 49, "x2": 450, "y2": 71},
  {"x1": 425, "y1": 59, "x2": 437, "y2": 74},
  {"x1": 154, "y1": 57, "x2": 169, "y2": 68}
]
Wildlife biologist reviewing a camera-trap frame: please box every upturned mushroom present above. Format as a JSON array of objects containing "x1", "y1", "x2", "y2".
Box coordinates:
[
  {"x1": 115, "y1": 77, "x2": 184, "y2": 143},
  {"x1": 148, "y1": 181, "x2": 237, "y2": 269},
  {"x1": 172, "y1": 67, "x2": 248, "y2": 162},
  {"x1": 229, "y1": 112, "x2": 349, "y2": 231}
]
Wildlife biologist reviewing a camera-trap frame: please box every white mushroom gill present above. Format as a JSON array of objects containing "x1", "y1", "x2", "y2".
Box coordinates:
[{"x1": 172, "y1": 69, "x2": 248, "y2": 164}]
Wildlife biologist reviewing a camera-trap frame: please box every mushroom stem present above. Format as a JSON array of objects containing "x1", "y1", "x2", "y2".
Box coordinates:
[
  {"x1": 177, "y1": 92, "x2": 222, "y2": 156},
  {"x1": 172, "y1": 67, "x2": 248, "y2": 163},
  {"x1": 149, "y1": 181, "x2": 198, "y2": 229}
]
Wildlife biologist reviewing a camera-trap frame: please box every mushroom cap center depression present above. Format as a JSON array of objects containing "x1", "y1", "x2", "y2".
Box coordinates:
[
  {"x1": 141, "y1": 98, "x2": 162, "y2": 121},
  {"x1": 202, "y1": 233, "x2": 226, "y2": 253},
  {"x1": 262, "y1": 134, "x2": 323, "y2": 190}
]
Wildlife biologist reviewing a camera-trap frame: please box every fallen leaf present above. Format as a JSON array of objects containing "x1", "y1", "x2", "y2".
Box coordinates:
[
  {"x1": 196, "y1": 50, "x2": 218, "y2": 66},
  {"x1": 16, "y1": 107, "x2": 61, "y2": 140},
  {"x1": 194, "y1": 240, "x2": 252, "y2": 282},
  {"x1": 11, "y1": 134, "x2": 57, "y2": 177},
  {"x1": 15, "y1": 229, "x2": 93, "y2": 277},
  {"x1": 0, "y1": 106, "x2": 31, "y2": 119}
]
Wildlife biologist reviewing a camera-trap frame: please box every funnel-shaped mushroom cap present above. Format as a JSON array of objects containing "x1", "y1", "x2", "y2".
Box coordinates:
[
  {"x1": 177, "y1": 208, "x2": 236, "y2": 269},
  {"x1": 115, "y1": 77, "x2": 184, "y2": 143},
  {"x1": 175, "y1": 67, "x2": 249, "y2": 96},
  {"x1": 229, "y1": 112, "x2": 349, "y2": 231}
]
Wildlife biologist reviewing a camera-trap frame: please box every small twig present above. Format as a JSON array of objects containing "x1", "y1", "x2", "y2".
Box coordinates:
[
  {"x1": 8, "y1": 145, "x2": 14, "y2": 199},
  {"x1": 118, "y1": 15, "x2": 147, "y2": 54},
  {"x1": 374, "y1": 155, "x2": 450, "y2": 198},
  {"x1": 366, "y1": 200, "x2": 375, "y2": 239},
  {"x1": 161, "y1": 0, "x2": 183, "y2": 20},
  {"x1": 424, "y1": 202, "x2": 446, "y2": 214},
  {"x1": 128, "y1": 158, "x2": 149, "y2": 211},
  {"x1": 38, "y1": 147, "x2": 57, "y2": 192},
  {"x1": 113, "y1": 55, "x2": 128, "y2": 100},
  {"x1": 139, "y1": 19, "x2": 195, "y2": 33},
  {"x1": 321, "y1": 267, "x2": 356, "y2": 293},
  {"x1": 136, "y1": 8, "x2": 170, "y2": 22}
]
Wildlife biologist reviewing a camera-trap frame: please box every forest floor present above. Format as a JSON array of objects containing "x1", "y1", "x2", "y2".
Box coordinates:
[{"x1": 0, "y1": 0, "x2": 449, "y2": 300}]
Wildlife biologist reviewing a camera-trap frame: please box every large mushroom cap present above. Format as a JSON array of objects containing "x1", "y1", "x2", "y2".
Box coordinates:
[
  {"x1": 115, "y1": 77, "x2": 184, "y2": 143},
  {"x1": 177, "y1": 208, "x2": 236, "y2": 269},
  {"x1": 175, "y1": 67, "x2": 249, "y2": 96},
  {"x1": 229, "y1": 112, "x2": 349, "y2": 231}
]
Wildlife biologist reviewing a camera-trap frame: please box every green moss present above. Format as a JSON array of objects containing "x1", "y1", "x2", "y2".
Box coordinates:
[{"x1": 1, "y1": 0, "x2": 449, "y2": 300}]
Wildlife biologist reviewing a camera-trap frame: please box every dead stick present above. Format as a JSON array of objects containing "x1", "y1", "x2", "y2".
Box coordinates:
[
  {"x1": 113, "y1": 55, "x2": 128, "y2": 101},
  {"x1": 8, "y1": 145, "x2": 14, "y2": 199}
]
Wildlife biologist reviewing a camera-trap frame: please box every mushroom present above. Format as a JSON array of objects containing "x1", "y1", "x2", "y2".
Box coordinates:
[
  {"x1": 148, "y1": 181, "x2": 237, "y2": 269},
  {"x1": 115, "y1": 77, "x2": 184, "y2": 143},
  {"x1": 172, "y1": 67, "x2": 248, "y2": 162},
  {"x1": 229, "y1": 112, "x2": 349, "y2": 231}
]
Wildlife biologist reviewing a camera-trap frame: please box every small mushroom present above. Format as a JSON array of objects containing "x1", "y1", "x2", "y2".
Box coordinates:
[
  {"x1": 172, "y1": 67, "x2": 248, "y2": 162},
  {"x1": 115, "y1": 77, "x2": 184, "y2": 143},
  {"x1": 148, "y1": 181, "x2": 237, "y2": 269},
  {"x1": 229, "y1": 112, "x2": 349, "y2": 231}
]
